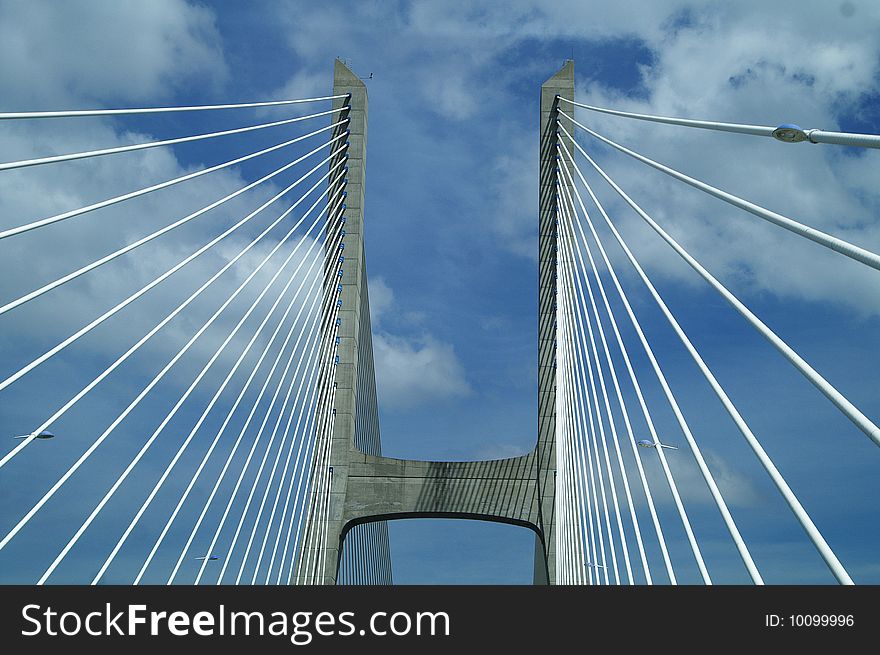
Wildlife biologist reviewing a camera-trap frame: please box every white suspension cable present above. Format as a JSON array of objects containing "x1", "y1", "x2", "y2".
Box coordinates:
[
  {"x1": 291, "y1": 311, "x2": 343, "y2": 585},
  {"x1": 315, "y1": 467, "x2": 334, "y2": 584},
  {"x1": 557, "y1": 191, "x2": 598, "y2": 583},
  {"x1": 561, "y1": 195, "x2": 622, "y2": 584},
  {"x1": 558, "y1": 233, "x2": 592, "y2": 584},
  {"x1": 558, "y1": 155, "x2": 677, "y2": 585},
  {"x1": 0, "y1": 140, "x2": 347, "y2": 437},
  {"x1": 560, "y1": 187, "x2": 636, "y2": 584},
  {"x1": 572, "y1": 289, "x2": 627, "y2": 585},
  {"x1": 557, "y1": 96, "x2": 775, "y2": 137},
  {"x1": 559, "y1": 123, "x2": 880, "y2": 450},
  {"x1": 192, "y1": 215, "x2": 343, "y2": 584},
  {"x1": 554, "y1": 252, "x2": 571, "y2": 583},
  {"x1": 278, "y1": 277, "x2": 350, "y2": 586},
  {"x1": 558, "y1": 179, "x2": 654, "y2": 584},
  {"x1": 272, "y1": 346, "x2": 324, "y2": 586},
  {"x1": 192, "y1": 215, "x2": 344, "y2": 585},
  {"x1": 142, "y1": 194, "x2": 342, "y2": 585},
  {"x1": 137, "y1": 288, "x2": 319, "y2": 584},
  {"x1": 0, "y1": 151, "x2": 347, "y2": 474},
  {"x1": 205, "y1": 298, "x2": 326, "y2": 585},
  {"x1": 293, "y1": 302, "x2": 344, "y2": 584},
  {"x1": 571, "y1": 317, "x2": 611, "y2": 584},
  {"x1": 555, "y1": 284, "x2": 580, "y2": 583},
  {"x1": 253, "y1": 361, "x2": 329, "y2": 584},
  {"x1": 572, "y1": 390, "x2": 598, "y2": 584},
  {"x1": 557, "y1": 128, "x2": 854, "y2": 585},
  {"x1": 573, "y1": 222, "x2": 677, "y2": 582},
  {"x1": 0, "y1": 127, "x2": 347, "y2": 316},
  {"x1": 0, "y1": 108, "x2": 345, "y2": 171},
  {"x1": 557, "y1": 96, "x2": 880, "y2": 149},
  {"x1": 558, "y1": 151, "x2": 707, "y2": 583},
  {"x1": 284, "y1": 365, "x2": 326, "y2": 586},
  {"x1": 555, "y1": 190, "x2": 582, "y2": 583},
  {"x1": 560, "y1": 142, "x2": 763, "y2": 584},
  {"x1": 558, "y1": 110, "x2": 880, "y2": 272},
  {"x1": 38, "y1": 179, "x2": 339, "y2": 584},
  {"x1": 560, "y1": 296, "x2": 590, "y2": 585},
  {"x1": 0, "y1": 155, "x2": 346, "y2": 552},
  {"x1": 0, "y1": 95, "x2": 350, "y2": 120},
  {"x1": 233, "y1": 242, "x2": 343, "y2": 585},
  {"x1": 290, "y1": 376, "x2": 336, "y2": 585},
  {"x1": 568, "y1": 322, "x2": 600, "y2": 584},
  {"x1": 794, "y1": 129, "x2": 880, "y2": 149},
  {"x1": 96, "y1": 188, "x2": 341, "y2": 584},
  {"x1": 201, "y1": 317, "x2": 322, "y2": 585},
  {"x1": 274, "y1": 385, "x2": 324, "y2": 585},
  {"x1": 284, "y1": 330, "x2": 341, "y2": 586},
  {"x1": 168, "y1": 264, "x2": 318, "y2": 587},
  {"x1": 178, "y1": 295, "x2": 321, "y2": 585},
  {"x1": 0, "y1": 120, "x2": 347, "y2": 241},
  {"x1": 313, "y1": 453, "x2": 337, "y2": 587},
  {"x1": 0, "y1": 177, "x2": 344, "y2": 503},
  {"x1": 288, "y1": 226, "x2": 346, "y2": 585},
  {"x1": 239, "y1": 289, "x2": 339, "y2": 585},
  {"x1": 305, "y1": 415, "x2": 338, "y2": 585},
  {"x1": 299, "y1": 457, "x2": 330, "y2": 585},
  {"x1": 265, "y1": 374, "x2": 327, "y2": 584}
]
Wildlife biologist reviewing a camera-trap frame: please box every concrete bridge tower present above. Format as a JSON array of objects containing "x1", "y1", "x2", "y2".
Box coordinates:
[{"x1": 297, "y1": 59, "x2": 574, "y2": 585}]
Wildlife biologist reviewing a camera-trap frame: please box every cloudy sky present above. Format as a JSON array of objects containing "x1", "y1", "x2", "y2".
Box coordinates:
[{"x1": 0, "y1": 0, "x2": 879, "y2": 585}]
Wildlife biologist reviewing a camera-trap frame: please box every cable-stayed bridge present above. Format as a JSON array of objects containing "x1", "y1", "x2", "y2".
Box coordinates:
[{"x1": 0, "y1": 59, "x2": 877, "y2": 585}]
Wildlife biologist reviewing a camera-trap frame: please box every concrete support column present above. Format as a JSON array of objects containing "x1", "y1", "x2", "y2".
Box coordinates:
[
  {"x1": 535, "y1": 60, "x2": 574, "y2": 585},
  {"x1": 295, "y1": 59, "x2": 368, "y2": 585}
]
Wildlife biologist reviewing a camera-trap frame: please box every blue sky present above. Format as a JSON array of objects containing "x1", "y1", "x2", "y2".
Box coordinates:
[{"x1": 0, "y1": 0, "x2": 879, "y2": 585}]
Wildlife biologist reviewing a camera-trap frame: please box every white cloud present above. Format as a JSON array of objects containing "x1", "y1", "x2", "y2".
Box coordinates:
[
  {"x1": 367, "y1": 276, "x2": 394, "y2": 327},
  {"x1": 421, "y1": 72, "x2": 480, "y2": 121},
  {"x1": 271, "y1": 0, "x2": 880, "y2": 314},
  {"x1": 367, "y1": 277, "x2": 470, "y2": 409},
  {"x1": 489, "y1": 126, "x2": 539, "y2": 258},
  {"x1": 573, "y1": 2, "x2": 880, "y2": 313},
  {"x1": 0, "y1": 0, "x2": 227, "y2": 107},
  {"x1": 0, "y1": 3, "x2": 345, "y2": 582},
  {"x1": 0, "y1": 0, "x2": 325, "y2": 406},
  {"x1": 662, "y1": 448, "x2": 762, "y2": 508},
  {"x1": 270, "y1": 69, "x2": 328, "y2": 104},
  {"x1": 373, "y1": 331, "x2": 471, "y2": 409}
]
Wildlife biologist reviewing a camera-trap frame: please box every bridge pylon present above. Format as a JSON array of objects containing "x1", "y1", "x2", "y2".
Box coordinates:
[{"x1": 296, "y1": 59, "x2": 573, "y2": 585}]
